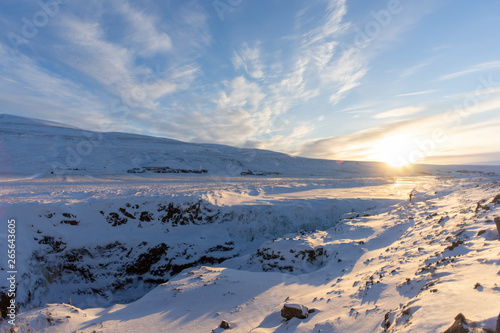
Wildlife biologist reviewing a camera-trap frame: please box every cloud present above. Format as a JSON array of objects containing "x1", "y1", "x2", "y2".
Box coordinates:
[
  {"x1": 53, "y1": 13, "x2": 202, "y2": 111},
  {"x1": 339, "y1": 101, "x2": 380, "y2": 113},
  {"x1": 400, "y1": 58, "x2": 435, "y2": 77},
  {"x1": 213, "y1": 0, "x2": 439, "y2": 149},
  {"x1": 442, "y1": 85, "x2": 500, "y2": 102},
  {"x1": 0, "y1": 43, "x2": 111, "y2": 128},
  {"x1": 396, "y1": 90, "x2": 436, "y2": 97},
  {"x1": 270, "y1": 57, "x2": 320, "y2": 109},
  {"x1": 373, "y1": 106, "x2": 426, "y2": 119},
  {"x1": 437, "y1": 61, "x2": 500, "y2": 81},
  {"x1": 56, "y1": 18, "x2": 142, "y2": 100},
  {"x1": 301, "y1": 0, "x2": 349, "y2": 47},
  {"x1": 216, "y1": 76, "x2": 265, "y2": 111},
  {"x1": 299, "y1": 0, "x2": 367, "y2": 105},
  {"x1": 140, "y1": 76, "x2": 269, "y2": 146},
  {"x1": 293, "y1": 122, "x2": 393, "y2": 160},
  {"x1": 257, "y1": 124, "x2": 314, "y2": 151},
  {"x1": 421, "y1": 116, "x2": 500, "y2": 164},
  {"x1": 422, "y1": 152, "x2": 500, "y2": 165},
  {"x1": 117, "y1": 1, "x2": 172, "y2": 56},
  {"x1": 431, "y1": 44, "x2": 452, "y2": 52},
  {"x1": 0, "y1": 0, "x2": 210, "y2": 136},
  {"x1": 295, "y1": 93, "x2": 500, "y2": 163},
  {"x1": 205, "y1": 0, "x2": 353, "y2": 149},
  {"x1": 232, "y1": 42, "x2": 264, "y2": 79}
]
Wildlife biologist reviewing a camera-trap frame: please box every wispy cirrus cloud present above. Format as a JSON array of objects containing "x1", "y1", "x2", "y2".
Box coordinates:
[
  {"x1": 0, "y1": 0, "x2": 209, "y2": 134},
  {"x1": 204, "y1": 0, "x2": 352, "y2": 150},
  {"x1": 400, "y1": 58, "x2": 435, "y2": 77},
  {"x1": 116, "y1": 1, "x2": 173, "y2": 56},
  {"x1": 396, "y1": 90, "x2": 436, "y2": 97},
  {"x1": 145, "y1": 76, "x2": 270, "y2": 145},
  {"x1": 51, "y1": 3, "x2": 206, "y2": 111},
  {"x1": 321, "y1": 47, "x2": 368, "y2": 104},
  {"x1": 0, "y1": 44, "x2": 111, "y2": 129},
  {"x1": 437, "y1": 61, "x2": 500, "y2": 81},
  {"x1": 295, "y1": 93, "x2": 500, "y2": 162},
  {"x1": 373, "y1": 106, "x2": 426, "y2": 119},
  {"x1": 56, "y1": 18, "x2": 138, "y2": 96},
  {"x1": 0, "y1": 0, "x2": 409, "y2": 152},
  {"x1": 421, "y1": 116, "x2": 500, "y2": 164},
  {"x1": 214, "y1": 0, "x2": 429, "y2": 151},
  {"x1": 216, "y1": 76, "x2": 265, "y2": 111},
  {"x1": 299, "y1": 0, "x2": 365, "y2": 105},
  {"x1": 300, "y1": 0, "x2": 349, "y2": 47},
  {"x1": 232, "y1": 42, "x2": 265, "y2": 79}
]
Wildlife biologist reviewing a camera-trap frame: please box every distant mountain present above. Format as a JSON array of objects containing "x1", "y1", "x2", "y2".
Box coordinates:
[{"x1": 0, "y1": 113, "x2": 390, "y2": 177}]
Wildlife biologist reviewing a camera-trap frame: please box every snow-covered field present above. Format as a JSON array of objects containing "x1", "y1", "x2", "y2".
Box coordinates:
[{"x1": 1, "y1": 115, "x2": 500, "y2": 332}]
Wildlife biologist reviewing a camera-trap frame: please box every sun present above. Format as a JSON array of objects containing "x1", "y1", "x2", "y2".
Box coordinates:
[{"x1": 375, "y1": 136, "x2": 416, "y2": 168}]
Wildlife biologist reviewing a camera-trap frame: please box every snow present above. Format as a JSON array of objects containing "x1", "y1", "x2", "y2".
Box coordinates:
[{"x1": 0, "y1": 114, "x2": 499, "y2": 332}]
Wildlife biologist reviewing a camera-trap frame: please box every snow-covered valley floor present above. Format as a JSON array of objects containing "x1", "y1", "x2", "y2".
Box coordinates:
[{"x1": 1, "y1": 173, "x2": 500, "y2": 332}]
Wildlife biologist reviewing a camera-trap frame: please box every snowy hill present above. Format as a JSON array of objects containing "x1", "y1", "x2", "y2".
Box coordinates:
[
  {"x1": 1, "y1": 114, "x2": 500, "y2": 332},
  {"x1": 1, "y1": 113, "x2": 498, "y2": 179},
  {"x1": 0, "y1": 113, "x2": 394, "y2": 178}
]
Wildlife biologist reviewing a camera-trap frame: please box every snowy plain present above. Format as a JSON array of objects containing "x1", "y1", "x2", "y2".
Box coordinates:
[{"x1": 0, "y1": 114, "x2": 499, "y2": 332}]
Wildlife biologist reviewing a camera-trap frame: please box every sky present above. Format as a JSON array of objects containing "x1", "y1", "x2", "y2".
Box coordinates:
[{"x1": 1, "y1": 0, "x2": 500, "y2": 166}]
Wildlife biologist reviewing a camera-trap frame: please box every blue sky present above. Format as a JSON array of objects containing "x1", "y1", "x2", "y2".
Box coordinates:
[{"x1": 1, "y1": 0, "x2": 500, "y2": 165}]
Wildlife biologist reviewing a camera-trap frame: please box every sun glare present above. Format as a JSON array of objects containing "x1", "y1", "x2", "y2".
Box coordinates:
[{"x1": 376, "y1": 136, "x2": 415, "y2": 168}]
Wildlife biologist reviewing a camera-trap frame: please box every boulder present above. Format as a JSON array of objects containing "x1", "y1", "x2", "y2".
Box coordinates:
[
  {"x1": 492, "y1": 194, "x2": 500, "y2": 205},
  {"x1": 281, "y1": 303, "x2": 309, "y2": 320},
  {"x1": 219, "y1": 320, "x2": 231, "y2": 329},
  {"x1": 494, "y1": 217, "x2": 500, "y2": 239},
  {"x1": 444, "y1": 313, "x2": 498, "y2": 333},
  {"x1": 444, "y1": 313, "x2": 469, "y2": 333}
]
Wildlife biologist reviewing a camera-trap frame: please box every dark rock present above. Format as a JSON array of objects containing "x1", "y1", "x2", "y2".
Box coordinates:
[
  {"x1": 281, "y1": 303, "x2": 309, "y2": 320},
  {"x1": 442, "y1": 313, "x2": 496, "y2": 333},
  {"x1": 447, "y1": 240, "x2": 464, "y2": 251},
  {"x1": 494, "y1": 218, "x2": 500, "y2": 239},
  {"x1": 0, "y1": 292, "x2": 10, "y2": 319},
  {"x1": 219, "y1": 320, "x2": 231, "y2": 329},
  {"x1": 125, "y1": 243, "x2": 168, "y2": 275},
  {"x1": 38, "y1": 236, "x2": 66, "y2": 253},
  {"x1": 496, "y1": 313, "x2": 500, "y2": 333},
  {"x1": 492, "y1": 194, "x2": 500, "y2": 205},
  {"x1": 444, "y1": 313, "x2": 469, "y2": 333},
  {"x1": 105, "y1": 212, "x2": 128, "y2": 226},
  {"x1": 119, "y1": 208, "x2": 136, "y2": 219},
  {"x1": 139, "y1": 211, "x2": 153, "y2": 222},
  {"x1": 61, "y1": 220, "x2": 79, "y2": 226},
  {"x1": 383, "y1": 311, "x2": 391, "y2": 330}
]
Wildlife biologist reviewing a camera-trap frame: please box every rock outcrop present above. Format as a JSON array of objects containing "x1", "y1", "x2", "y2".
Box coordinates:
[
  {"x1": 219, "y1": 320, "x2": 231, "y2": 329},
  {"x1": 444, "y1": 313, "x2": 497, "y2": 333},
  {"x1": 281, "y1": 303, "x2": 309, "y2": 320}
]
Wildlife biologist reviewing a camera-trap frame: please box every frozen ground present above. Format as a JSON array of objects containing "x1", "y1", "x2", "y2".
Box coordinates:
[
  {"x1": 1, "y1": 173, "x2": 499, "y2": 333},
  {"x1": 1, "y1": 115, "x2": 500, "y2": 332}
]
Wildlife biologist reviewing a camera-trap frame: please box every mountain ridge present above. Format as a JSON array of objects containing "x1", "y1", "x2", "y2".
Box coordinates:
[{"x1": 0, "y1": 113, "x2": 390, "y2": 177}]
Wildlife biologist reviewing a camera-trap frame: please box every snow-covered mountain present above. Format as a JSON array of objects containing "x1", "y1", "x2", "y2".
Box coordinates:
[
  {"x1": 1, "y1": 114, "x2": 500, "y2": 332},
  {"x1": 3, "y1": 113, "x2": 496, "y2": 180},
  {"x1": 0, "y1": 113, "x2": 393, "y2": 178}
]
